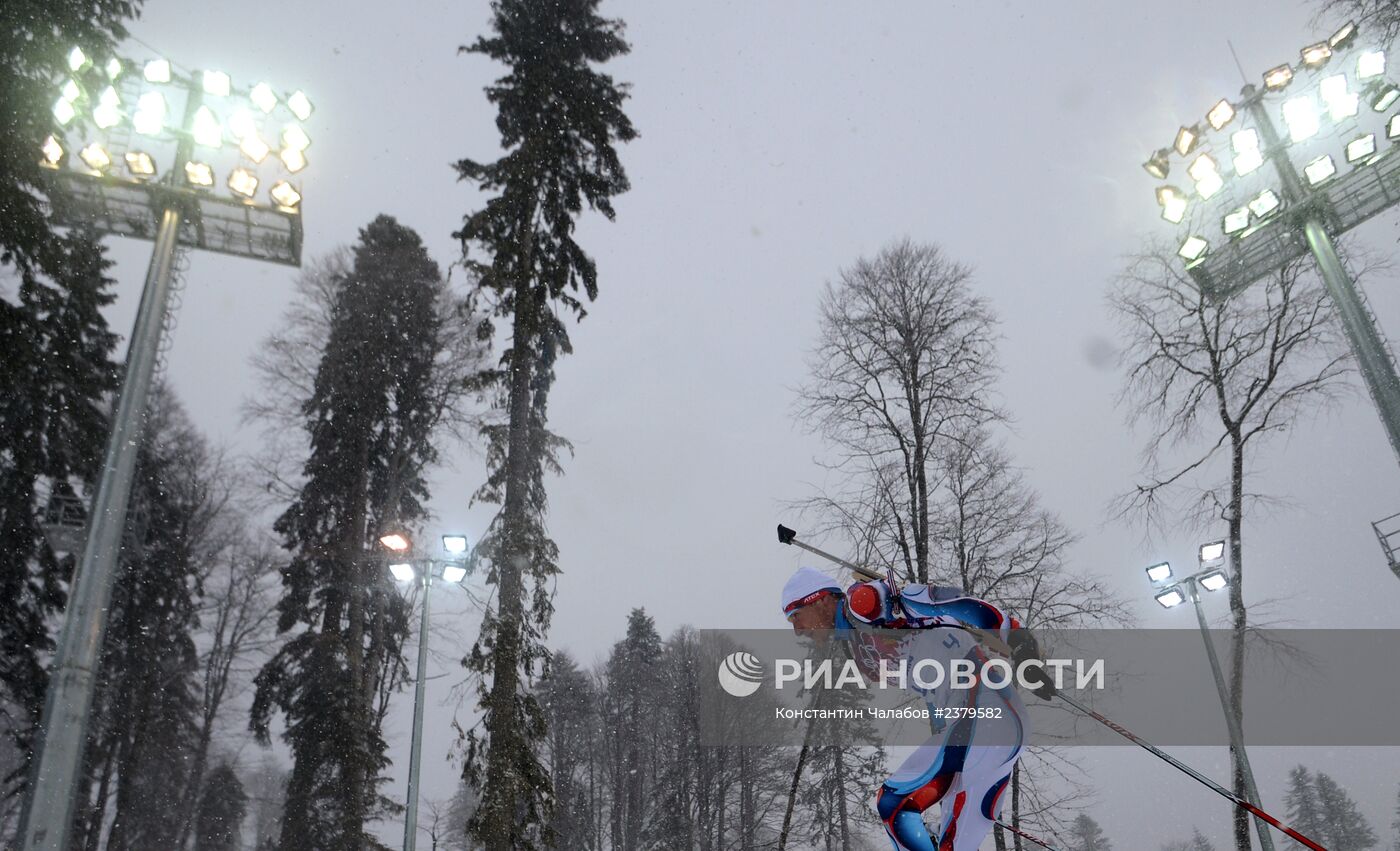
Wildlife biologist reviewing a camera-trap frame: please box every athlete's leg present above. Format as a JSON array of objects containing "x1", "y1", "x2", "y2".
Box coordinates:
[
  {"x1": 933, "y1": 703, "x2": 1026, "y2": 851},
  {"x1": 875, "y1": 721, "x2": 971, "y2": 851}
]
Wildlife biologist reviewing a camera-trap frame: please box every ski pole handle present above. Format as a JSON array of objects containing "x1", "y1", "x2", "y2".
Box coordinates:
[{"x1": 776, "y1": 525, "x2": 882, "y2": 581}]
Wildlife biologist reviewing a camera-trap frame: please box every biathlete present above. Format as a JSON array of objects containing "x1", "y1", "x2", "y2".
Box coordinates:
[{"x1": 781, "y1": 566, "x2": 1052, "y2": 851}]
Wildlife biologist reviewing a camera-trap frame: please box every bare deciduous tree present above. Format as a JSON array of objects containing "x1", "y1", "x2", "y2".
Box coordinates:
[
  {"x1": 796, "y1": 240, "x2": 1130, "y2": 850},
  {"x1": 176, "y1": 538, "x2": 282, "y2": 849},
  {"x1": 797, "y1": 238, "x2": 1002, "y2": 584},
  {"x1": 1110, "y1": 246, "x2": 1352, "y2": 850}
]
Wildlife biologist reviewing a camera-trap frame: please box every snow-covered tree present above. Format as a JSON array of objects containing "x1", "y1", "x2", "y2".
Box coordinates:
[
  {"x1": 1314, "y1": 771, "x2": 1377, "y2": 851},
  {"x1": 1066, "y1": 813, "x2": 1113, "y2": 851},
  {"x1": 195, "y1": 762, "x2": 248, "y2": 851},
  {"x1": 453, "y1": 1, "x2": 636, "y2": 849},
  {"x1": 252, "y1": 215, "x2": 457, "y2": 851}
]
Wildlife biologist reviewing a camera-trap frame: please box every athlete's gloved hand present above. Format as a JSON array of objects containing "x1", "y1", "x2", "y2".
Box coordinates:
[{"x1": 1009, "y1": 629, "x2": 1056, "y2": 700}]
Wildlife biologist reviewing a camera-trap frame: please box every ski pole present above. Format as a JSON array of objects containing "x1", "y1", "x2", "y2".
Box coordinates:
[
  {"x1": 777, "y1": 524, "x2": 882, "y2": 581},
  {"x1": 1052, "y1": 691, "x2": 1327, "y2": 851},
  {"x1": 995, "y1": 820, "x2": 1064, "y2": 851}
]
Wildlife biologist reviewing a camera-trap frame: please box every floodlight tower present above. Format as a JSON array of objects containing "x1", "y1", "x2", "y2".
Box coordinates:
[
  {"x1": 1147, "y1": 542, "x2": 1274, "y2": 851},
  {"x1": 1140, "y1": 22, "x2": 1400, "y2": 473},
  {"x1": 17, "y1": 47, "x2": 313, "y2": 851},
  {"x1": 377, "y1": 532, "x2": 473, "y2": 851}
]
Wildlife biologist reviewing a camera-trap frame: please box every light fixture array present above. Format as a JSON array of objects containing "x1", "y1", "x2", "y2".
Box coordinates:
[
  {"x1": 1141, "y1": 22, "x2": 1397, "y2": 263},
  {"x1": 41, "y1": 48, "x2": 310, "y2": 212}
]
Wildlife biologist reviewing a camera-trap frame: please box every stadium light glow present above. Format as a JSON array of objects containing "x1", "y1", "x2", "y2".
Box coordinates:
[
  {"x1": 228, "y1": 108, "x2": 257, "y2": 141},
  {"x1": 279, "y1": 147, "x2": 306, "y2": 173},
  {"x1": 1143, "y1": 147, "x2": 1171, "y2": 179},
  {"x1": 1330, "y1": 21, "x2": 1359, "y2": 49},
  {"x1": 389, "y1": 562, "x2": 416, "y2": 582},
  {"x1": 105, "y1": 58, "x2": 121, "y2": 79},
  {"x1": 1199, "y1": 540, "x2": 1226, "y2": 564},
  {"x1": 1264, "y1": 63, "x2": 1294, "y2": 89},
  {"x1": 79, "y1": 144, "x2": 111, "y2": 172},
  {"x1": 1346, "y1": 133, "x2": 1377, "y2": 162},
  {"x1": 287, "y1": 90, "x2": 313, "y2": 121},
  {"x1": 1157, "y1": 185, "x2": 1187, "y2": 223},
  {"x1": 92, "y1": 86, "x2": 121, "y2": 129},
  {"x1": 53, "y1": 97, "x2": 77, "y2": 126},
  {"x1": 1368, "y1": 81, "x2": 1400, "y2": 111},
  {"x1": 143, "y1": 58, "x2": 170, "y2": 83},
  {"x1": 1304, "y1": 154, "x2": 1337, "y2": 184},
  {"x1": 442, "y1": 564, "x2": 468, "y2": 583},
  {"x1": 250, "y1": 82, "x2": 277, "y2": 113},
  {"x1": 124, "y1": 151, "x2": 155, "y2": 177},
  {"x1": 1301, "y1": 42, "x2": 1333, "y2": 67},
  {"x1": 192, "y1": 106, "x2": 222, "y2": 148},
  {"x1": 184, "y1": 161, "x2": 214, "y2": 187},
  {"x1": 133, "y1": 91, "x2": 165, "y2": 136},
  {"x1": 61, "y1": 79, "x2": 80, "y2": 103},
  {"x1": 227, "y1": 167, "x2": 259, "y2": 198},
  {"x1": 1320, "y1": 75, "x2": 1360, "y2": 120},
  {"x1": 68, "y1": 47, "x2": 88, "y2": 72},
  {"x1": 1174, "y1": 125, "x2": 1200, "y2": 157},
  {"x1": 1283, "y1": 95, "x2": 1320, "y2": 142},
  {"x1": 1146, "y1": 562, "x2": 1173, "y2": 583},
  {"x1": 202, "y1": 70, "x2": 231, "y2": 97},
  {"x1": 269, "y1": 180, "x2": 302, "y2": 209},
  {"x1": 1188, "y1": 153, "x2": 1222, "y2": 199},
  {"x1": 1224, "y1": 207, "x2": 1251, "y2": 235},
  {"x1": 1248, "y1": 189, "x2": 1282, "y2": 218},
  {"x1": 1199, "y1": 570, "x2": 1229, "y2": 592},
  {"x1": 1155, "y1": 587, "x2": 1185, "y2": 608},
  {"x1": 1178, "y1": 235, "x2": 1208, "y2": 261},
  {"x1": 1207, "y1": 99, "x2": 1235, "y2": 130},
  {"x1": 240, "y1": 133, "x2": 270, "y2": 163},
  {"x1": 1389, "y1": 114, "x2": 1400, "y2": 138},
  {"x1": 281, "y1": 125, "x2": 310, "y2": 151},
  {"x1": 1358, "y1": 49, "x2": 1386, "y2": 79},
  {"x1": 379, "y1": 532, "x2": 411, "y2": 552},
  {"x1": 442, "y1": 534, "x2": 469, "y2": 554},
  {"x1": 40, "y1": 136, "x2": 63, "y2": 169}
]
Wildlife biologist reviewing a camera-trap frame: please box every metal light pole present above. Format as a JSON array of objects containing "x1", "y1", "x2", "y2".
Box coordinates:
[
  {"x1": 404, "y1": 569, "x2": 433, "y2": 851},
  {"x1": 18, "y1": 48, "x2": 309, "y2": 851},
  {"x1": 1243, "y1": 88, "x2": 1400, "y2": 464},
  {"x1": 381, "y1": 533, "x2": 471, "y2": 851},
  {"x1": 1148, "y1": 547, "x2": 1274, "y2": 851},
  {"x1": 1183, "y1": 577, "x2": 1274, "y2": 851}
]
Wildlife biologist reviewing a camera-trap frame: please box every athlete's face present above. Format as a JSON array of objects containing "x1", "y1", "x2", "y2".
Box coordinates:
[{"x1": 787, "y1": 595, "x2": 838, "y2": 637}]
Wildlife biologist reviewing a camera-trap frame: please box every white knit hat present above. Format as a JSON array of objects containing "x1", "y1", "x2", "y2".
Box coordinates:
[{"x1": 781, "y1": 566, "x2": 842, "y2": 616}]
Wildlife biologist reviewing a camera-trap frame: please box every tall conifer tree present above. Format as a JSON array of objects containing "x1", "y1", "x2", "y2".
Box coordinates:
[
  {"x1": 0, "y1": 230, "x2": 117, "y2": 799},
  {"x1": 453, "y1": 2, "x2": 635, "y2": 847},
  {"x1": 253, "y1": 215, "x2": 445, "y2": 851}
]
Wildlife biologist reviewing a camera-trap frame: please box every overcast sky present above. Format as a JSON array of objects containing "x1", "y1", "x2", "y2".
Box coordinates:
[{"x1": 88, "y1": 0, "x2": 1400, "y2": 846}]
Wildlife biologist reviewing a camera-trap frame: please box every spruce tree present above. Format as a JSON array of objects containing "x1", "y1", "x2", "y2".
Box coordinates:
[
  {"x1": 1314, "y1": 772, "x2": 1377, "y2": 851},
  {"x1": 454, "y1": 2, "x2": 635, "y2": 848},
  {"x1": 1067, "y1": 814, "x2": 1113, "y2": 851},
  {"x1": 1285, "y1": 765, "x2": 1327, "y2": 847},
  {"x1": 0, "y1": 229, "x2": 117, "y2": 798},
  {"x1": 195, "y1": 763, "x2": 249, "y2": 851},
  {"x1": 252, "y1": 215, "x2": 446, "y2": 851}
]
